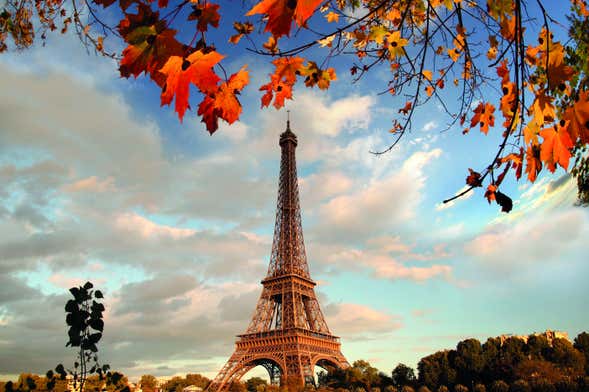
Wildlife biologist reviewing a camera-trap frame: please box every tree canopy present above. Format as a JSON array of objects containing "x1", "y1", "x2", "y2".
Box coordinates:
[{"x1": 1, "y1": 0, "x2": 588, "y2": 208}]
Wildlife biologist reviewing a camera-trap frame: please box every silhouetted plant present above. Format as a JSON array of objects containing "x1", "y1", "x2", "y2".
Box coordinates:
[{"x1": 43, "y1": 282, "x2": 128, "y2": 392}]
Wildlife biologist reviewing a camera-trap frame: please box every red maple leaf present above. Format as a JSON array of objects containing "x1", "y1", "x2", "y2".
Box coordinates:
[
  {"x1": 525, "y1": 144, "x2": 542, "y2": 182},
  {"x1": 159, "y1": 50, "x2": 223, "y2": 122},
  {"x1": 188, "y1": 3, "x2": 221, "y2": 32},
  {"x1": 259, "y1": 56, "x2": 304, "y2": 108},
  {"x1": 198, "y1": 67, "x2": 250, "y2": 134},
  {"x1": 246, "y1": 0, "x2": 322, "y2": 38}
]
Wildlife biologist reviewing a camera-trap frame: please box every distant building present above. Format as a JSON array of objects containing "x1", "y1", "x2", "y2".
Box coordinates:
[
  {"x1": 183, "y1": 386, "x2": 203, "y2": 392},
  {"x1": 498, "y1": 329, "x2": 569, "y2": 345}
]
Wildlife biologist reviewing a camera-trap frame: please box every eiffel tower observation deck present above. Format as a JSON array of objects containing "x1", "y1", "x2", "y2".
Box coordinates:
[{"x1": 207, "y1": 120, "x2": 349, "y2": 392}]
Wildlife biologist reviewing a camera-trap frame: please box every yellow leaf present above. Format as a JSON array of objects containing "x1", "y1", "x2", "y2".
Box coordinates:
[{"x1": 325, "y1": 11, "x2": 339, "y2": 23}]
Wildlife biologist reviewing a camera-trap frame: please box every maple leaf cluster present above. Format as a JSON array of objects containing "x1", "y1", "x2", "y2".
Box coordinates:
[{"x1": 1, "y1": 0, "x2": 589, "y2": 210}]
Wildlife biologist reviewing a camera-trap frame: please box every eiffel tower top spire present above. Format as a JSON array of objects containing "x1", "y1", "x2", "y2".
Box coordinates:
[{"x1": 266, "y1": 118, "x2": 310, "y2": 280}]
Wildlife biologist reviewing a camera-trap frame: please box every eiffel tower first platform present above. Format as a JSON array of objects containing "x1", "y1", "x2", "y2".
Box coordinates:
[{"x1": 207, "y1": 121, "x2": 349, "y2": 392}]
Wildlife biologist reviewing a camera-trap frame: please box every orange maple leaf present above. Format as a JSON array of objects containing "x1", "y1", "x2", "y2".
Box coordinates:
[
  {"x1": 470, "y1": 102, "x2": 495, "y2": 134},
  {"x1": 247, "y1": 0, "x2": 322, "y2": 38},
  {"x1": 484, "y1": 184, "x2": 497, "y2": 203},
  {"x1": 259, "y1": 57, "x2": 304, "y2": 108},
  {"x1": 159, "y1": 50, "x2": 223, "y2": 122},
  {"x1": 539, "y1": 121, "x2": 574, "y2": 172},
  {"x1": 398, "y1": 101, "x2": 412, "y2": 115},
  {"x1": 544, "y1": 42, "x2": 575, "y2": 91},
  {"x1": 563, "y1": 91, "x2": 589, "y2": 144},
  {"x1": 198, "y1": 67, "x2": 249, "y2": 134},
  {"x1": 229, "y1": 21, "x2": 254, "y2": 44},
  {"x1": 529, "y1": 90, "x2": 555, "y2": 127},
  {"x1": 525, "y1": 144, "x2": 542, "y2": 182}
]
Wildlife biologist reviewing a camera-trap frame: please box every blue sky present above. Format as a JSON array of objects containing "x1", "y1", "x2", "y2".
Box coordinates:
[{"x1": 1, "y1": 0, "x2": 588, "y2": 382}]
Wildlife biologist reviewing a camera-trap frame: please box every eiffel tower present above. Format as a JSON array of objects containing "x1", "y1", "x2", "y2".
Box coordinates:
[{"x1": 208, "y1": 120, "x2": 349, "y2": 392}]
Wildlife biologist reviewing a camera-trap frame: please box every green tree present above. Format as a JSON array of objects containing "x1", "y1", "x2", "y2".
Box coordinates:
[
  {"x1": 392, "y1": 364, "x2": 416, "y2": 389},
  {"x1": 545, "y1": 338, "x2": 585, "y2": 376},
  {"x1": 489, "y1": 381, "x2": 509, "y2": 392},
  {"x1": 163, "y1": 377, "x2": 189, "y2": 392},
  {"x1": 228, "y1": 382, "x2": 246, "y2": 392},
  {"x1": 510, "y1": 380, "x2": 531, "y2": 392},
  {"x1": 473, "y1": 384, "x2": 485, "y2": 392},
  {"x1": 529, "y1": 378, "x2": 555, "y2": 392},
  {"x1": 245, "y1": 378, "x2": 267, "y2": 392},
  {"x1": 455, "y1": 339, "x2": 485, "y2": 386},
  {"x1": 351, "y1": 360, "x2": 381, "y2": 391},
  {"x1": 140, "y1": 375, "x2": 158, "y2": 392},
  {"x1": 418, "y1": 351, "x2": 457, "y2": 390},
  {"x1": 574, "y1": 332, "x2": 589, "y2": 375},
  {"x1": 525, "y1": 336, "x2": 551, "y2": 361},
  {"x1": 185, "y1": 374, "x2": 209, "y2": 389}
]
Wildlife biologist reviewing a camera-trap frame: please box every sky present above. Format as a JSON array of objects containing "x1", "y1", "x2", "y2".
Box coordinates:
[{"x1": 1, "y1": 0, "x2": 588, "y2": 383}]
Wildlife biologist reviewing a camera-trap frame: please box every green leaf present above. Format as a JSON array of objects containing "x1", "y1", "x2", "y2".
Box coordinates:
[
  {"x1": 88, "y1": 332, "x2": 102, "y2": 345},
  {"x1": 90, "y1": 319, "x2": 104, "y2": 332},
  {"x1": 65, "y1": 300, "x2": 78, "y2": 313},
  {"x1": 92, "y1": 301, "x2": 105, "y2": 312},
  {"x1": 94, "y1": 290, "x2": 104, "y2": 299},
  {"x1": 83, "y1": 281, "x2": 94, "y2": 290}
]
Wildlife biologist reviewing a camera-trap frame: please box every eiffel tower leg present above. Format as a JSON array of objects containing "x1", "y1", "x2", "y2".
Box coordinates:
[
  {"x1": 207, "y1": 351, "x2": 250, "y2": 392},
  {"x1": 207, "y1": 351, "x2": 285, "y2": 392}
]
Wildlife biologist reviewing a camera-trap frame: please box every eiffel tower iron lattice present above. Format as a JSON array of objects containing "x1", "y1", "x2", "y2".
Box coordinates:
[{"x1": 207, "y1": 121, "x2": 349, "y2": 392}]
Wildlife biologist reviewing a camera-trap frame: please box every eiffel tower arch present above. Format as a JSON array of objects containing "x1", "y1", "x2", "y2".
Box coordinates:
[{"x1": 207, "y1": 121, "x2": 349, "y2": 392}]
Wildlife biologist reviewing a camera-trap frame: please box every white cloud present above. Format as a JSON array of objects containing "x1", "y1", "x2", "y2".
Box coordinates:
[
  {"x1": 313, "y1": 149, "x2": 442, "y2": 243},
  {"x1": 325, "y1": 303, "x2": 403, "y2": 338},
  {"x1": 114, "y1": 213, "x2": 197, "y2": 239},
  {"x1": 465, "y1": 208, "x2": 589, "y2": 273}
]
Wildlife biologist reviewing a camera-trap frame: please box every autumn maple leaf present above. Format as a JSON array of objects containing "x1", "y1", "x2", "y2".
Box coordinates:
[
  {"x1": 525, "y1": 144, "x2": 542, "y2": 182},
  {"x1": 119, "y1": 27, "x2": 183, "y2": 87},
  {"x1": 470, "y1": 102, "x2": 495, "y2": 134},
  {"x1": 188, "y1": 2, "x2": 220, "y2": 33},
  {"x1": 118, "y1": 4, "x2": 183, "y2": 86},
  {"x1": 530, "y1": 90, "x2": 555, "y2": 127},
  {"x1": 198, "y1": 67, "x2": 249, "y2": 134},
  {"x1": 300, "y1": 61, "x2": 336, "y2": 89},
  {"x1": 259, "y1": 57, "x2": 304, "y2": 108},
  {"x1": 539, "y1": 121, "x2": 574, "y2": 172},
  {"x1": 563, "y1": 91, "x2": 589, "y2": 144},
  {"x1": 246, "y1": 0, "x2": 322, "y2": 38},
  {"x1": 159, "y1": 50, "x2": 223, "y2": 121},
  {"x1": 387, "y1": 30, "x2": 408, "y2": 59}
]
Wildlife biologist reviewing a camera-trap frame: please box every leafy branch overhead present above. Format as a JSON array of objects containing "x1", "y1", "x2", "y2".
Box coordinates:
[{"x1": 1, "y1": 0, "x2": 589, "y2": 210}]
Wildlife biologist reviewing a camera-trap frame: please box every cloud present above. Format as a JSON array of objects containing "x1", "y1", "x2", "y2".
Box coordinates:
[
  {"x1": 312, "y1": 149, "x2": 442, "y2": 243},
  {"x1": 63, "y1": 176, "x2": 115, "y2": 193},
  {"x1": 324, "y1": 303, "x2": 403, "y2": 339},
  {"x1": 465, "y1": 208, "x2": 589, "y2": 274},
  {"x1": 115, "y1": 213, "x2": 196, "y2": 239}
]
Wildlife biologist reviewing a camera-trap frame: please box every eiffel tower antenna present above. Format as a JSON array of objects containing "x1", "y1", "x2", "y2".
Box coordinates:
[{"x1": 207, "y1": 119, "x2": 349, "y2": 392}]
